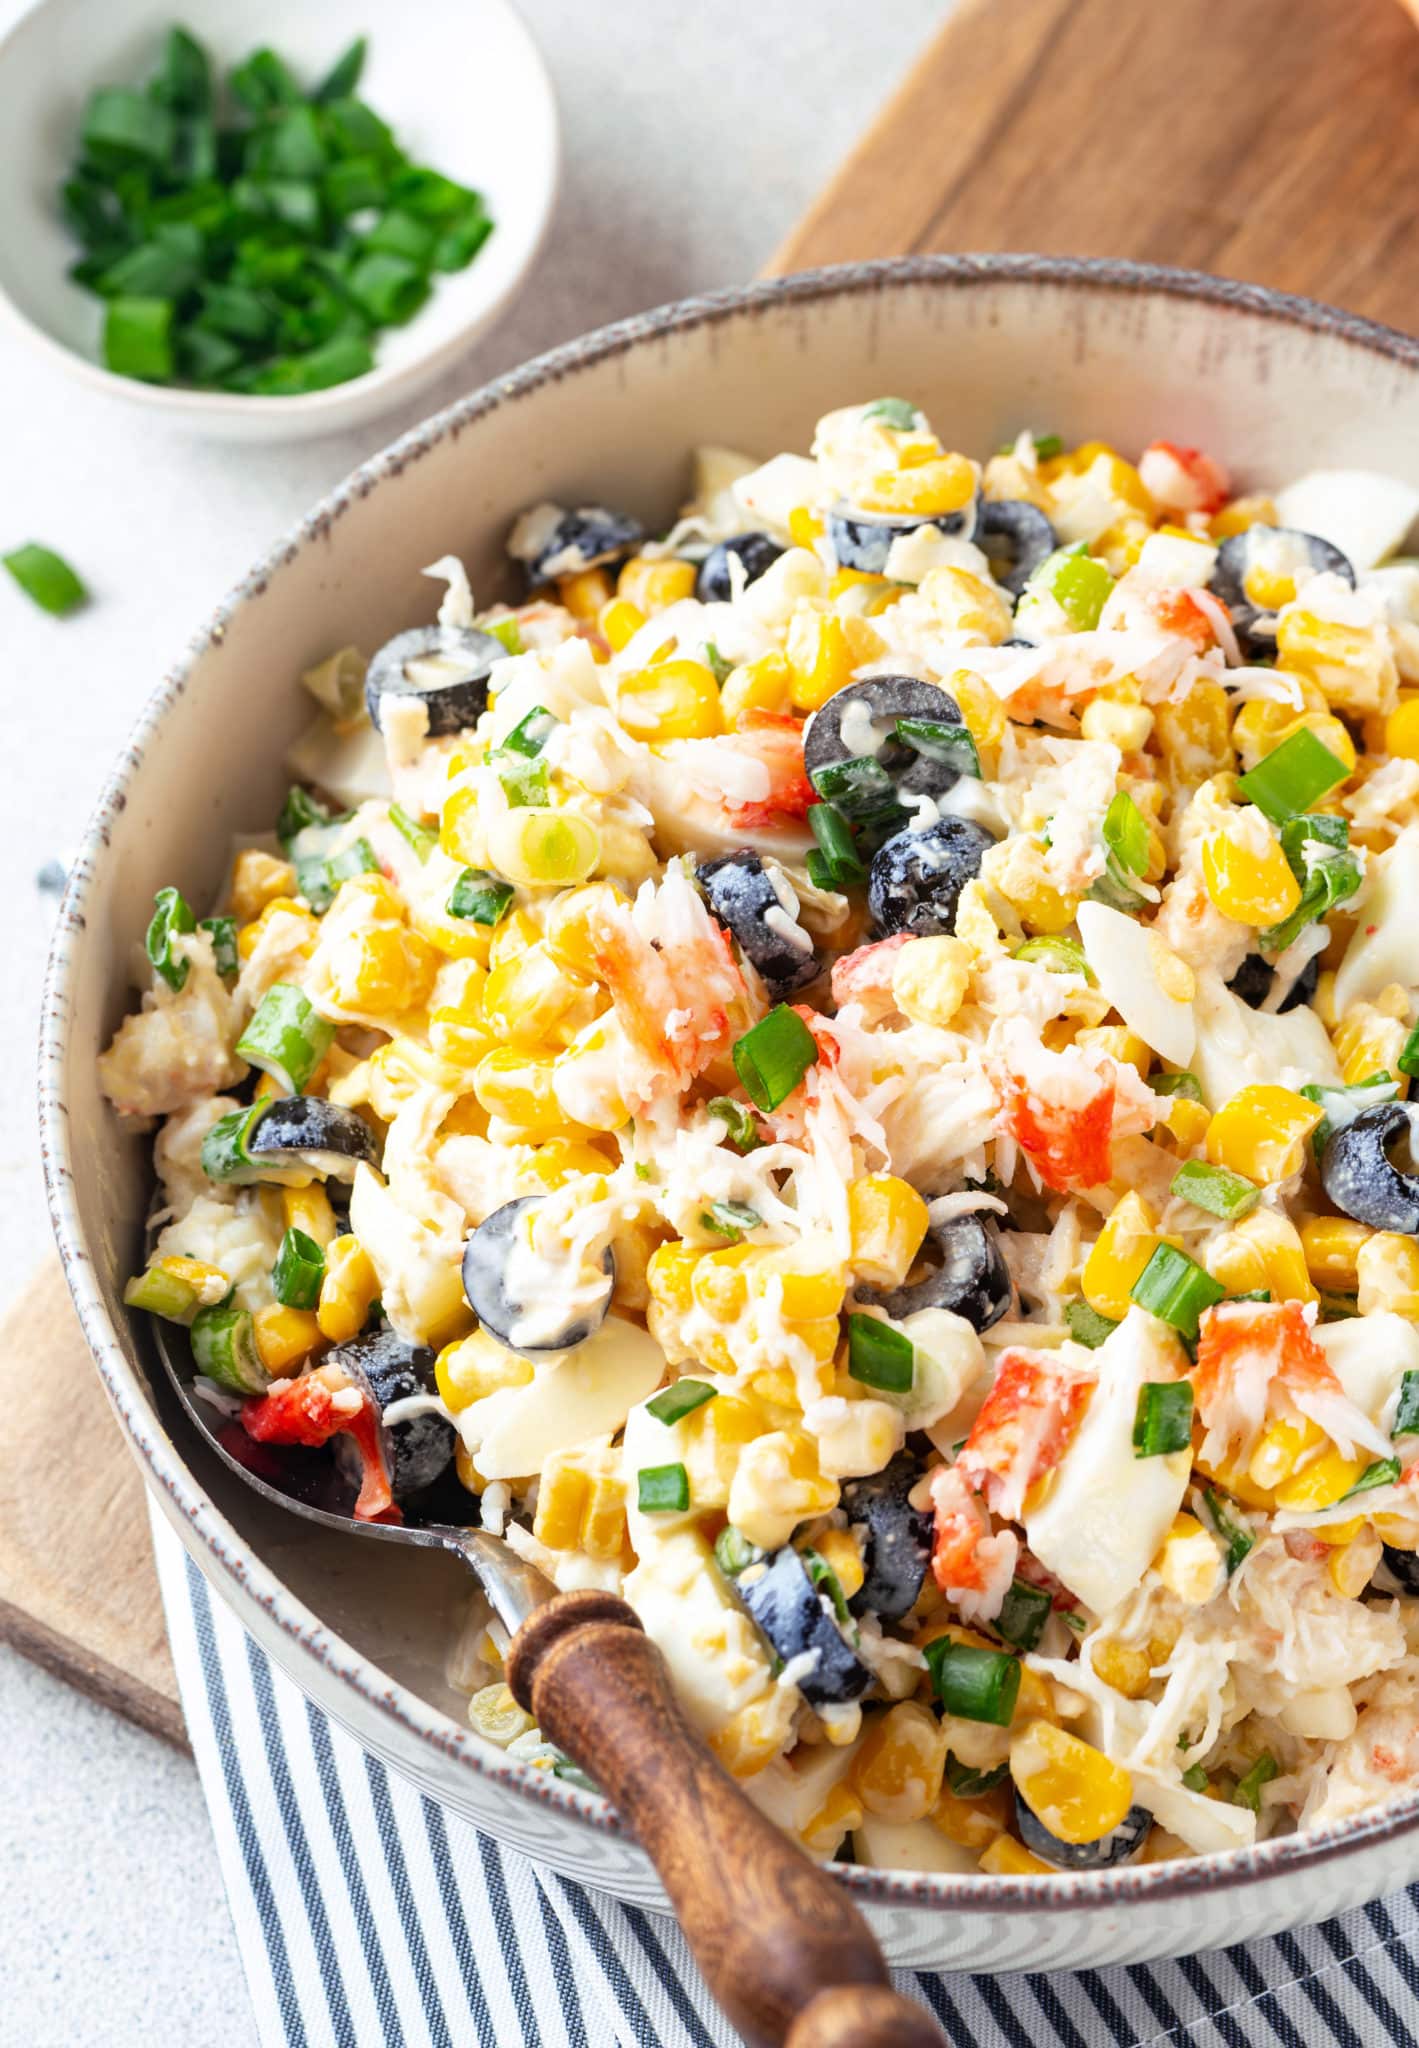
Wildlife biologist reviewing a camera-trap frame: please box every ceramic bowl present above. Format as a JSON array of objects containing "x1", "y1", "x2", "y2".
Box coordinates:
[
  {"x1": 0, "y1": 0, "x2": 558, "y2": 439},
  {"x1": 41, "y1": 257, "x2": 1419, "y2": 1969}
]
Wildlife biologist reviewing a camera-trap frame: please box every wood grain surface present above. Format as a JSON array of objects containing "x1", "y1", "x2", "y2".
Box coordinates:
[
  {"x1": 770, "y1": 0, "x2": 1419, "y2": 332},
  {"x1": 508, "y1": 1592, "x2": 944, "y2": 2048}
]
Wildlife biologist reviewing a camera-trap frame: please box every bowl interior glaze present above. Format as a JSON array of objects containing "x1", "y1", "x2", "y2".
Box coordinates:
[{"x1": 41, "y1": 259, "x2": 1419, "y2": 1968}]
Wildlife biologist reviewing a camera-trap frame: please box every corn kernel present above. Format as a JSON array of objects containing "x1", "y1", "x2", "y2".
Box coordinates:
[
  {"x1": 616, "y1": 555, "x2": 697, "y2": 613},
  {"x1": 556, "y1": 567, "x2": 615, "y2": 621},
  {"x1": 598, "y1": 597, "x2": 646, "y2": 651},
  {"x1": 946, "y1": 670, "x2": 1007, "y2": 779},
  {"x1": 979, "y1": 1835, "x2": 1053, "y2": 1877},
  {"x1": 616, "y1": 658, "x2": 724, "y2": 741},
  {"x1": 727, "y1": 1429, "x2": 838, "y2": 1551},
  {"x1": 847, "y1": 1174, "x2": 930, "y2": 1290},
  {"x1": 1089, "y1": 1638, "x2": 1155, "y2": 1699},
  {"x1": 230, "y1": 847, "x2": 297, "y2": 923},
  {"x1": 481, "y1": 945, "x2": 591, "y2": 1049},
  {"x1": 646, "y1": 1241, "x2": 698, "y2": 1316},
  {"x1": 282, "y1": 1184, "x2": 337, "y2": 1249},
  {"x1": 1081, "y1": 694, "x2": 1154, "y2": 753},
  {"x1": 316, "y1": 1235, "x2": 378, "y2": 1344},
  {"x1": 857, "y1": 452, "x2": 976, "y2": 519},
  {"x1": 252, "y1": 1304, "x2": 323, "y2": 1375},
  {"x1": 472, "y1": 1047, "x2": 563, "y2": 1136},
  {"x1": 438, "y1": 783, "x2": 486, "y2": 867},
  {"x1": 1301, "y1": 1215, "x2": 1370, "y2": 1291},
  {"x1": 812, "y1": 1526, "x2": 866, "y2": 1601},
  {"x1": 1328, "y1": 1525, "x2": 1383, "y2": 1598},
  {"x1": 851, "y1": 1703, "x2": 948, "y2": 1823},
  {"x1": 1334, "y1": 991, "x2": 1411, "y2": 1091},
  {"x1": 1162, "y1": 1096, "x2": 1211, "y2": 1148},
  {"x1": 1211, "y1": 494, "x2": 1278, "y2": 541},
  {"x1": 1275, "y1": 1444, "x2": 1371, "y2": 1512},
  {"x1": 1384, "y1": 697, "x2": 1419, "y2": 763},
  {"x1": 1201, "y1": 829, "x2": 1301, "y2": 928},
  {"x1": 1205, "y1": 1085, "x2": 1323, "y2": 1183},
  {"x1": 918, "y1": 566, "x2": 1012, "y2": 643},
  {"x1": 785, "y1": 606, "x2": 853, "y2": 712},
  {"x1": 436, "y1": 1329, "x2": 534, "y2": 1413},
  {"x1": 748, "y1": 1246, "x2": 847, "y2": 1322},
  {"x1": 237, "y1": 895, "x2": 316, "y2": 963},
  {"x1": 1076, "y1": 1024, "x2": 1152, "y2": 1081},
  {"x1": 693, "y1": 1241, "x2": 758, "y2": 1321},
  {"x1": 788, "y1": 506, "x2": 823, "y2": 548},
  {"x1": 1153, "y1": 1513, "x2": 1223, "y2": 1605},
  {"x1": 1153, "y1": 680, "x2": 1235, "y2": 784},
  {"x1": 1357, "y1": 1233, "x2": 1419, "y2": 1317},
  {"x1": 720, "y1": 651, "x2": 794, "y2": 726},
  {"x1": 534, "y1": 1443, "x2": 627, "y2": 1560},
  {"x1": 1277, "y1": 608, "x2": 1399, "y2": 717},
  {"x1": 709, "y1": 1690, "x2": 796, "y2": 1779},
  {"x1": 985, "y1": 834, "x2": 1079, "y2": 935},
  {"x1": 931, "y1": 1779, "x2": 1012, "y2": 1850},
  {"x1": 680, "y1": 1391, "x2": 762, "y2": 1508},
  {"x1": 331, "y1": 924, "x2": 432, "y2": 1015},
  {"x1": 891, "y1": 934, "x2": 972, "y2": 1028},
  {"x1": 801, "y1": 1780, "x2": 865, "y2": 1857},
  {"x1": 1247, "y1": 1414, "x2": 1323, "y2": 1491},
  {"x1": 1203, "y1": 1207, "x2": 1317, "y2": 1306},
  {"x1": 1010, "y1": 1720, "x2": 1134, "y2": 1845},
  {"x1": 1083, "y1": 1192, "x2": 1164, "y2": 1322}
]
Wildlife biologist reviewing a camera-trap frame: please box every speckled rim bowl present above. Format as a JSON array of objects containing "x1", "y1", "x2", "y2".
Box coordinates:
[{"x1": 40, "y1": 256, "x2": 1419, "y2": 1971}]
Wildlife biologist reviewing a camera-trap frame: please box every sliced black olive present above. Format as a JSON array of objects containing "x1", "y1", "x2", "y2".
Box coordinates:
[
  {"x1": 1014, "y1": 1791, "x2": 1153, "y2": 1871},
  {"x1": 246, "y1": 1097, "x2": 379, "y2": 1181},
  {"x1": 695, "y1": 532, "x2": 785, "y2": 603},
  {"x1": 696, "y1": 850, "x2": 819, "y2": 996},
  {"x1": 867, "y1": 817, "x2": 995, "y2": 938},
  {"x1": 856, "y1": 1214, "x2": 1012, "y2": 1333},
  {"x1": 364, "y1": 625, "x2": 508, "y2": 737},
  {"x1": 804, "y1": 675, "x2": 970, "y2": 803},
  {"x1": 1321, "y1": 1102, "x2": 1419, "y2": 1234},
  {"x1": 1226, "y1": 951, "x2": 1319, "y2": 1016},
  {"x1": 842, "y1": 1453, "x2": 932, "y2": 1621},
  {"x1": 736, "y1": 1546, "x2": 872, "y2": 1706},
  {"x1": 330, "y1": 1328, "x2": 454, "y2": 1499},
  {"x1": 1379, "y1": 1543, "x2": 1419, "y2": 1594},
  {"x1": 1208, "y1": 525, "x2": 1355, "y2": 659},
  {"x1": 976, "y1": 500, "x2": 1059, "y2": 598},
  {"x1": 827, "y1": 496, "x2": 979, "y2": 575},
  {"x1": 462, "y1": 1195, "x2": 615, "y2": 1353},
  {"x1": 508, "y1": 503, "x2": 643, "y2": 585}
]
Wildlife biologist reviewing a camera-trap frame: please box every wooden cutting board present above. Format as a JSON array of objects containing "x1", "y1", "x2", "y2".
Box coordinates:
[{"x1": 6, "y1": 0, "x2": 1418, "y2": 1750}]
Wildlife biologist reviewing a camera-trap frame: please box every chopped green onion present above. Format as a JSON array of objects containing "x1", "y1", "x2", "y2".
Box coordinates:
[
  {"x1": 103, "y1": 297, "x2": 174, "y2": 382},
  {"x1": 485, "y1": 617, "x2": 524, "y2": 656},
  {"x1": 1014, "y1": 935, "x2": 1094, "y2": 981},
  {"x1": 124, "y1": 1264, "x2": 202, "y2": 1323},
  {"x1": 1170, "y1": 1160, "x2": 1262, "y2": 1221},
  {"x1": 1089, "y1": 789, "x2": 1151, "y2": 911},
  {"x1": 703, "y1": 642, "x2": 732, "y2": 685},
  {"x1": 1317, "y1": 1291, "x2": 1359, "y2": 1321},
  {"x1": 278, "y1": 784, "x2": 338, "y2": 848},
  {"x1": 200, "y1": 916, "x2": 239, "y2": 979},
  {"x1": 1181, "y1": 1764, "x2": 1209, "y2": 1794},
  {"x1": 924, "y1": 1639, "x2": 1021, "y2": 1726},
  {"x1": 497, "y1": 752, "x2": 550, "y2": 808},
  {"x1": 1132, "y1": 1380, "x2": 1195, "y2": 1458},
  {"x1": 82, "y1": 87, "x2": 176, "y2": 167},
  {"x1": 296, "y1": 836, "x2": 379, "y2": 913},
  {"x1": 705, "y1": 1098, "x2": 762, "y2": 1153},
  {"x1": 808, "y1": 757, "x2": 908, "y2": 834},
  {"x1": 447, "y1": 869, "x2": 515, "y2": 925},
  {"x1": 1260, "y1": 823, "x2": 1361, "y2": 953},
  {"x1": 1151, "y1": 1071, "x2": 1203, "y2": 1102},
  {"x1": 1202, "y1": 1487, "x2": 1255, "y2": 1575},
  {"x1": 1393, "y1": 1369, "x2": 1419, "y2": 1438},
  {"x1": 714, "y1": 1525, "x2": 763, "y2": 1577},
  {"x1": 847, "y1": 1314, "x2": 915, "y2": 1392},
  {"x1": 189, "y1": 1300, "x2": 268, "y2": 1394},
  {"x1": 1239, "y1": 727, "x2": 1348, "y2": 824},
  {"x1": 863, "y1": 397, "x2": 918, "y2": 430},
  {"x1": 229, "y1": 46, "x2": 301, "y2": 112},
  {"x1": 272, "y1": 1227, "x2": 326, "y2": 1310},
  {"x1": 347, "y1": 250, "x2": 428, "y2": 326},
  {"x1": 549, "y1": 1754, "x2": 598, "y2": 1793},
  {"x1": 895, "y1": 716, "x2": 981, "y2": 780},
  {"x1": 995, "y1": 1579, "x2": 1053, "y2": 1653},
  {"x1": 241, "y1": 337, "x2": 376, "y2": 397},
  {"x1": 236, "y1": 983, "x2": 335, "y2": 1094},
  {"x1": 1024, "y1": 541, "x2": 1114, "y2": 631},
  {"x1": 146, "y1": 886, "x2": 196, "y2": 992},
  {"x1": 1230, "y1": 1289, "x2": 1273, "y2": 1305},
  {"x1": 700, "y1": 1200, "x2": 762, "y2": 1243},
  {"x1": 1399, "y1": 1026, "x2": 1419, "y2": 1079},
  {"x1": 3, "y1": 542, "x2": 88, "y2": 616},
  {"x1": 200, "y1": 1100, "x2": 272, "y2": 1185},
  {"x1": 944, "y1": 1754, "x2": 1010, "y2": 1797},
  {"x1": 389, "y1": 803, "x2": 438, "y2": 862},
  {"x1": 1062, "y1": 1610, "x2": 1087, "y2": 1633},
  {"x1": 1340, "y1": 1457, "x2": 1402, "y2": 1501},
  {"x1": 154, "y1": 27, "x2": 213, "y2": 113},
  {"x1": 808, "y1": 803, "x2": 867, "y2": 888},
  {"x1": 1130, "y1": 1242, "x2": 1226, "y2": 1341},
  {"x1": 314, "y1": 35, "x2": 368, "y2": 101},
  {"x1": 805, "y1": 850, "x2": 835, "y2": 892},
  {"x1": 99, "y1": 223, "x2": 204, "y2": 299},
  {"x1": 1232, "y1": 1754, "x2": 1278, "y2": 1812},
  {"x1": 803, "y1": 1550, "x2": 857, "y2": 1636},
  {"x1": 1065, "y1": 1300, "x2": 1119, "y2": 1350},
  {"x1": 501, "y1": 706, "x2": 557, "y2": 757},
  {"x1": 732, "y1": 1005, "x2": 818, "y2": 1113},
  {"x1": 637, "y1": 1462, "x2": 690, "y2": 1514},
  {"x1": 1033, "y1": 433, "x2": 1064, "y2": 460},
  {"x1": 1301, "y1": 1074, "x2": 1399, "y2": 1160},
  {"x1": 646, "y1": 1379, "x2": 717, "y2": 1427},
  {"x1": 434, "y1": 211, "x2": 493, "y2": 272}
]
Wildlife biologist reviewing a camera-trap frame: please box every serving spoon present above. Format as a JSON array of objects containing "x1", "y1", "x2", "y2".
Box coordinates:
[{"x1": 150, "y1": 1321, "x2": 946, "y2": 2048}]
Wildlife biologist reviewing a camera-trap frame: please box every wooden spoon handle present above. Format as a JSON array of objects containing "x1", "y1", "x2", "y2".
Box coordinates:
[{"x1": 506, "y1": 1591, "x2": 945, "y2": 2048}]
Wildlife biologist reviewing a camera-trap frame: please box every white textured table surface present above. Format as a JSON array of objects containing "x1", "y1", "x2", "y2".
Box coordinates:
[{"x1": 0, "y1": 5, "x2": 935, "y2": 2042}]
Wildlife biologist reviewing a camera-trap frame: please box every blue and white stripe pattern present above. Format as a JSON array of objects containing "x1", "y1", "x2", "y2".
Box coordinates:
[{"x1": 152, "y1": 1514, "x2": 1419, "y2": 2048}]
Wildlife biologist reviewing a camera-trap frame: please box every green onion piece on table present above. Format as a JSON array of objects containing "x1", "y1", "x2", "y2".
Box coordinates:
[
  {"x1": 732, "y1": 1005, "x2": 818, "y2": 1113},
  {"x1": 272, "y1": 1228, "x2": 327, "y2": 1310},
  {"x1": 924, "y1": 1639, "x2": 1022, "y2": 1726},
  {"x1": 637, "y1": 1463, "x2": 690, "y2": 1514},
  {"x1": 1132, "y1": 1381, "x2": 1195, "y2": 1458},
  {"x1": 3, "y1": 542, "x2": 88, "y2": 616},
  {"x1": 847, "y1": 1314, "x2": 915, "y2": 1392},
  {"x1": 1130, "y1": 1242, "x2": 1226, "y2": 1341},
  {"x1": 236, "y1": 983, "x2": 335, "y2": 1094},
  {"x1": 146, "y1": 885, "x2": 196, "y2": 991},
  {"x1": 1170, "y1": 1159, "x2": 1262, "y2": 1221},
  {"x1": 646, "y1": 1380, "x2": 717, "y2": 1427}
]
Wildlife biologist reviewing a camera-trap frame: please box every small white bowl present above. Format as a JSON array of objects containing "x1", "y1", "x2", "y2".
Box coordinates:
[{"x1": 0, "y1": 0, "x2": 558, "y2": 438}]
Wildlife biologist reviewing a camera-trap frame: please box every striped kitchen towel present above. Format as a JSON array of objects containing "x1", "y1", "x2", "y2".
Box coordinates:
[{"x1": 152, "y1": 1511, "x2": 1419, "y2": 2048}]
